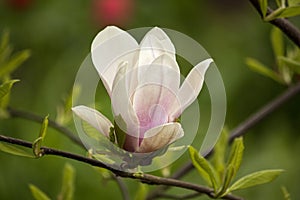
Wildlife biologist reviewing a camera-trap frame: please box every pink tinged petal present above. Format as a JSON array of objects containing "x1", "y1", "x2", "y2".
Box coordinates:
[
  {"x1": 174, "y1": 58, "x2": 213, "y2": 118},
  {"x1": 136, "y1": 122, "x2": 184, "y2": 153},
  {"x1": 111, "y1": 63, "x2": 140, "y2": 150},
  {"x1": 132, "y1": 61, "x2": 181, "y2": 127},
  {"x1": 132, "y1": 84, "x2": 181, "y2": 144},
  {"x1": 91, "y1": 26, "x2": 138, "y2": 96},
  {"x1": 72, "y1": 105, "x2": 113, "y2": 137},
  {"x1": 138, "y1": 27, "x2": 176, "y2": 67}
]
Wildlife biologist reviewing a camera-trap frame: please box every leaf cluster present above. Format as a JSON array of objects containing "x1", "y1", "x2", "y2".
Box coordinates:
[
  {"x1": 246, "y1": 26, "x2": 300, "y2": 85},
  {"x1": 0, "y1": 30, "x2": 30, "y2": 117},
  {"x1": 259, "y1": 0, "x2": 300, "y2": 21},
  {"x1": 189, "y1": 129, "x2": 283, "y2": 198}
]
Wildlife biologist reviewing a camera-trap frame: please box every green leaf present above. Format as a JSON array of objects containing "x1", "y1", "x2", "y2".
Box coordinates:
[
  {"x1": 246, "y1": 57, "x2": 284, "y2": 84},
  {"x1": 114, "y1": 115, "x2": 127, "y2": 148},
  {"x1": 0, "y1": 44, "x2": 12, "y2": 66},
  {"x1": 271, "y1": 27, "x2": 284, "y2": 59},
  {"x1": 218, "y1": 137, "x2": 244, "y2": 196},
  {"x1": 39, "y1": 115, "x2": 49, "y2": 139},
  {"x1": 279, "y1": 5, "x2": 300, "y2": 17},
  {"x1": 211, "y1": 128, "x2": 228, "y2": 181},
  {"x1": 188, "y1": 146, "x2": 218, "y2": 191},
  {"x1": 0, "y1": 142, "x2": 34, "y2": 158},
  {"x1": 218, "y1": 164, "x2": 235, "y2": 197},
  {"x1": 0, "y1": 49, "x2": 31, "y2": 78},
  {"x1": 279, "y1": 56, "x2": 300, "y2": 74},
  {"x1": 33, "y1": 115, "x2": 49, "y2": 157},
  {"x1": 56, "y1": 85, "x2": 81, "y2": 125},
  {"x1": 259, "y1": 0, "x2": 268, "y2": 17},
  {"x1": 275, "y1": 0, "x2": 282, "y2": 7},
  {"x1": 81, "y1": 120, "x2": 110, "y2": 147},
  {"x1": 266, "y1": 6, "x2": 300, "y2": 21},
  {"x1": 58, "y1": 163, "x2": 75, "y2": 200},
  {"x1": 289, "y1": 0, "x2": 300, "y2": 6},
  {"x1": 29, "y1": 184, "x2": 51, "y2": 200},
  {"x1": 281, "y1": 186, "x2": 291, "y2": 200},
  {"x1": 227, "y1": 137, "x2": 244, "y2": 179},
  {"x1": 0, "y1": 30, "x2": 10, "y2": 51},
  {"x1": 228, "y1": 169, "x2": 284, "y2": 192},
  {"x1": 134, "y1": 183, "x2": 149, "y2": 200},
  {"x1": 0, "y1": 79, "x2": 19, "y2": 100}
]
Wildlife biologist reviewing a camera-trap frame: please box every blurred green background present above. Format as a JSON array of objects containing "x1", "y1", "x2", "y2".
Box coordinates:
[{"x1": 0, "y1": 0, "x2": 300, "y2": 199}]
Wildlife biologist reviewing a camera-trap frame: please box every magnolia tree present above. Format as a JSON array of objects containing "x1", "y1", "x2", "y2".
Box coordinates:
[{"x1": 1, "y1": 0, "x2": 300, "y2": 199}]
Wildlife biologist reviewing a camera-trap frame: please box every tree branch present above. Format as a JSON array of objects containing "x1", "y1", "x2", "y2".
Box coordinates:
[
  {"x1": 6, "y1": 107, "x2": 132, "y2": 199},
  {"x1": 249, "y1": 0, "x2": 300, "y2": 48},
  {"x1": 147, "y1": 82, "x2": 300, "y2": 199},
  {"x1": 7, "y1": 107, "x2": 84, "y2": 147},
  {"x1": 0, "y1": 134, "x2": 243, "y2": 200}
]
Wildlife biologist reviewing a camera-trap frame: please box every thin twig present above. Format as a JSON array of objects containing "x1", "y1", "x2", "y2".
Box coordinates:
[
  {"x1": 249, "y1": 0, "x2": 300, "y2": 48},
  {"x1": 0, "y1": 134, "x2": 243, "y2": 200},
  {"x1": 6, "y1": 107, "x2": 132, "y2": 199},
  {"x1": 7, "y1": 107, "x2": 84, "y2": 147},
  {"x1": 147, "y1": 82, "x2": 300, "y2": 199}
]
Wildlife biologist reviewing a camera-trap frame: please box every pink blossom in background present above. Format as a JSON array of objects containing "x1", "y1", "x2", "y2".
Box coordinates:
[{"x1": 6, "y1": 0, "x2": 33, "y2": 11}]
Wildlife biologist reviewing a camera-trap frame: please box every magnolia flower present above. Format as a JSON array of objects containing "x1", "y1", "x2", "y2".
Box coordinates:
[{"x1": 73, "y1": 26, "x2": 213, "y2": 154}]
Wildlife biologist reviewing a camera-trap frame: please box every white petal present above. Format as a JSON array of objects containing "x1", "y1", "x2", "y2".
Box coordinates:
[
  {"x1": 72, "y1": 105, "x2": 113, "y2": 137},
  {"x1": 151, "y1": 54, "x2": 180, "y2": 89},
  {"x1": 132, "y1": 60, "x2": 181, "y2": 130},
  {"x1": 136, "y1": 122, "x2": 184, "y2": 153},
  {"x1": 91, "y1": 26, "x2": 124, "y2": 51},
  {"x1": 111, "y1": 64, "x2": 140, "y2": 146},
  {"x1": 175, "y1": 58, "x2": 213, "y2": 117},
  {"x1": 138, "y1": 27, "x2": 176, "y2": 67},
  {"x1": 91, "y1": 26, "x2": 139, "y2": 96}
]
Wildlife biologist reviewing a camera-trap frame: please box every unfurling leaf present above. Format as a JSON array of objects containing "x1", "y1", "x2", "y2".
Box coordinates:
[
  {"x1": 32, "y1": 115, "x2": 49, "y2": 157},
  {"x1": 258, "y1": 0, "x2": 268, "y2": 17},
  {"x1": 271, "y1": 27, "x2": 284, "y2": 59},
  {"x1": 281, "y1": 186, "x2": 291, "y2": 200},
  {"x1": 0, "y1": 79, "x2": 19, "y2": 100},
  {"x1": 58, "y1": 163, "x2": 75, "y2": 200},
  {"x1": 0, "y1": 80, "x2": 19, "y2": 116},
  {"x1": 246, "y1": 57, "x2": 284, "y2": 83},
  {"x1": 218, "y1": 137, "x2": 244, "y2": 196},
  {"x1": 228, "y1": 169, "x2": 284, "y2": 192},
  {"x1": 39, "y1": 115, "x2": 49, "y2": 139},
  {"x1": 0, "y1": 142, "x2": 34, "y2": 158},
  {"x1": 212, "y1": 128, "x2": 228, "y2": 181},
  {"x1": 279, "y1": 56, "x2": 300, "y2": 74},
  {"x1": 226, "y1": 137, "x2": 244, "y2": 180},
  {"x1": 29, "y1": 184, "x2": 51, "y2": 200},
  {"x1": 0, "y1": 49, "x2": 31, "y2": 78},
  {"x1": 188, "y1": 146, "x2": 219, "y2": 191}
]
